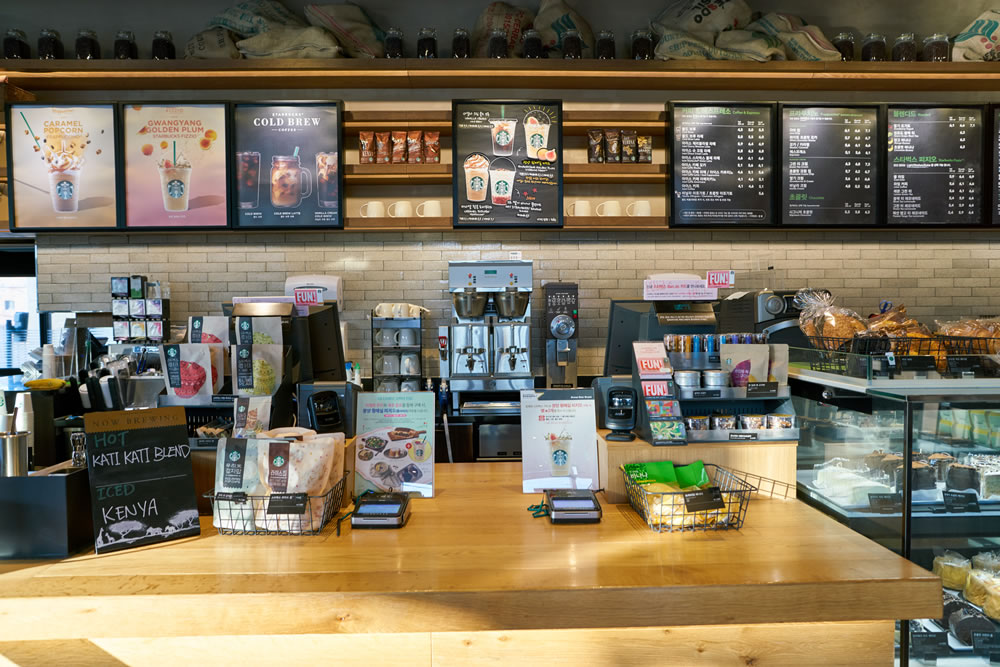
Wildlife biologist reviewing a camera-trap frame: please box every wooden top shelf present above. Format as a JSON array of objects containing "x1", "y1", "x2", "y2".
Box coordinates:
[{"x1": 5, "y1": 60, "x2": 1000, "y2": 93}]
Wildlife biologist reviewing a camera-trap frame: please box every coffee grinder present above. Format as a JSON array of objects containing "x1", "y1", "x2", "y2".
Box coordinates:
[{"x1": 543, "y1": 282, "x2": 578, "y2": 388}]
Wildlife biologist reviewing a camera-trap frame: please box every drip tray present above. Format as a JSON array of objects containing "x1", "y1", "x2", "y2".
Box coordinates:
[{"x1": 459, "y1": 401, "x2": 521, "y2": 416}]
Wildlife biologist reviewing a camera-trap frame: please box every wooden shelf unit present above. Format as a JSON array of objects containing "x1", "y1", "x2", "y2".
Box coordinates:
[
  {"x1": 563, "y1": 163, "x2": 665, "y2": 184},
  {"x1": 344, "y1": 163, "x2": 450, "y2": 185}
]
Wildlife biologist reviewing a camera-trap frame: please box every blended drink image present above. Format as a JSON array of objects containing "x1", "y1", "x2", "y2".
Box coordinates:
[
  {"x1": 236, "y1": 151, "x2": 260, "y2": 209},
  {"x1": 463, "y1": 153, "x2": 490, "y2": 202},
  {"x1": 547, "y1": 432, "x2": 571, "y2": 477},
  {"x1": 158, "y1": 153, "x2": 192, "y2": 212},
  {"x1": 316, "y1": 151, "x2": 338, "y2": 209},
  {"x1": 45, "y1": 135, "x2": 87, "y2": 213},
  {"x1": 489, "y1": 118, "x2": 517, "y2": 156},
  {"x1": 523, "y1": 110, "x2": 552, "y2": 158},
  {"x1": 489, "y1": 157, "x2": 516, "y2": 206},
  {"x1": 270, "y1": 154, "x2": 311, "y2": 208}
]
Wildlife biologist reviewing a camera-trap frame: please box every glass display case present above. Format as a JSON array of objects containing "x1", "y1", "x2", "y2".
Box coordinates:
[{"x1": 791, "y1": 346, "x2": 1000, "y2": 665}]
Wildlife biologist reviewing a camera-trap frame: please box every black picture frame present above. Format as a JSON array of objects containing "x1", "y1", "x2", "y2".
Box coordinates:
[
  {"x1": 121, "y1": 101, "x2": 232, "y2": 231},
  {"x1": 451, "y1": 99, "x2": 563, "y2": 229},
  {"x1": 6, "y1": 102, "x2": 123, "y2": 232},
  {"x1": 231, "y1": 101, "x2": 344, "y2": 230}
]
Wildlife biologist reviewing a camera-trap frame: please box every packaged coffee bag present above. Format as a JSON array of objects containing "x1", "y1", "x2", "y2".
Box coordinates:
[
  {"x1": 423, "y1": 131, "x2": 440, "y2": 163},
  {"x1": 391, "y1": 130, "x2": 407, "y2": 163},
  {"x1": 375, "y1": 132, "x2": 390, "y2": 163},
  {"x1": 188, "y1": 315, "x2": 229, "y2": 345},
  {"x1": 234, "y1": 316, "x2": 283, "y2": 346},
  {"x1": 604, "y1": 129, "x2": 621, "y2": 162},
  {"x1": 213, "y1": 438, "x2": 264, "y2": 531},
  {"x1": 472, "y1": 2, "x2": 535, "y2": 57},
  {"x1": 638, "y1": 135, "x2": 653, "y2": 163},
  {"x1": 233, "y1": 395, "x2": 272, "y2": 438},
  {"x1": 256, "y1": 438, "x2": 336, "y2": 532},
  {"x1": 232, "y1": 343, "x2": 284, "y2": 396},
  {"x1": 160, "y1": 344, "x2": 215, "y2": 401},
  {"x1": 587, "y1": 129, "x2": 605, "y2": 163},
  {"x1": 622, "y1": 130, "x2": 638, "y2": 163},
  {"x1": 535, "y1": 0, "x2": 595, "y2": 58},
  {"x1": 407, "y1": 130, "x2": 423, "y2": 164},
  {"x1": 359, "y1": 131, "x2": 375, "y2": 163}
]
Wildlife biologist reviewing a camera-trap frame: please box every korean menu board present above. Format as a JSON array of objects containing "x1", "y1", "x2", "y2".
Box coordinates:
[
  {"x1": 782, "y1": 106, "x2": 879, "y2": 225},
  {"x1": 123, "y1": 104, "x2": 228, "y2": 228},
  {"x1": 452, "y1": 100, "x2": 562, "y2": 228},
  {"x1": 7, "y1": 104, "x2": 119, "y2": 230},
  {"x1": 355, "y1": 392, "x2": 435, "y2": 498},
  {"x1": 520, "y1": 389, "x2": 598, "y2": 493},
  {"x1": 671, "y1": 103, "x2": 774, "y2": 225},
  {"x1": 887, "y1": 106, "x2": 983, "y2": 224},
  {"x1": 233, "y1": 103, "x2": 341, "y2": 229}
]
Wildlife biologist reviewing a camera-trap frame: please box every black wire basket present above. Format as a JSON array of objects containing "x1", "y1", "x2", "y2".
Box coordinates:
[{"x1": 204, "y1": 473, "x2": 348, "y2": 536}]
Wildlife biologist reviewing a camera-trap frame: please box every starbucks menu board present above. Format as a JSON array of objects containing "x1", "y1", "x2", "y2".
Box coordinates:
[
  {"x1": 887, "y1": 106, "x2": 983, "y2": 224},
  {"x1": 7, "y1": 104, "x2": 119, "y2": 230},
  {"x1": 233, "y1": 103, "x2": 341, "y2": 229},
  {"x1": 124, "y1": 104, "x2": 229, "y2": 228},
  {"x1": 452, "y1": 100, "x2": 562, "y2": 228},
  {"x1": 672, "y1": 104, "x2": 774, "y2": 225},
  {"x1": 782, "y1": 106, "x2": 879, "y2": 225}
]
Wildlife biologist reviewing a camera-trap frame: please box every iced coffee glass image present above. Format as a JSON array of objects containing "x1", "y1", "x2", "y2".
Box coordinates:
[
  {"x1": 316, "y1": 152, "x2": 338, "y2": 209},
  {"x1": 45, "y1": 135, "x2": 86, "y2": 213},
  {"x1": 270, "y1": 155, "x2": 311, "y2": 208},
  {"x1": 158, "y1": 153, "x2": 192, "y2": 212},
  {"x1": 489, "y1": 118, "x2": 517, "y2": 156},
  {"x1": 523, "y1": 110, "x2": 552, "y2": 158},
  {"x1": 463, "y1": 153, "x2": 490, "y2": 203},
  {"x1": 548, "y1": 434, "x2": 571, "y2": 477},
  {"x1": 488, "y1": 157, "x2": 515, "y2": 206},
  {"x1": 236, "y1": 151, "x2": 260, "y2": 209}
]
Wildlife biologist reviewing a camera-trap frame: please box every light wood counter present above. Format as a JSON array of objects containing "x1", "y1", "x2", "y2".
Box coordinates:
[{"x1": 0, "y1": 462, "x2": 938, "y2": 666}]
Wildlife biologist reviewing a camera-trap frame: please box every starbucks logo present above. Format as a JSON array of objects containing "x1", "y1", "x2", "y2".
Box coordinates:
[
  {"x1": 552, "y1": 449, "x2": 568, "y2": 465},
  {"x1": 470, "y1": 176, "x2": 485, "y2": 191},
  {"x1": 55, "y1": 180, "x2": 74, "y2": 201},
  {"x1": 166, "y1": 179, "x2": 185, "y2": 199},
  {"x1": 241, "y1": 321, "x2": 250, "y2": 331},
  {"x1": 193, "y1": 321, "x2": 201, "y2": 329},
  {"x1": 167, "y1": 348, "x2": 178, "y2": 358},
  {"x1": 272, "y1": 455, "x2": 286, "y2": 468},
  {"x1": 529, "y1": 133, "x2": 545, "y2": 149},
  {"x1": 238, "y1": 405, "x2": 246, "y2": 413},
  {"x1": 495, "y1": 130, "x2": 511, "y2": 146},
  {"x1": 228, "y1": 450, "x2": 241, "y2": 462},
  {"x1": 494, "y1": 180, "x2": 510, "y2": 195},
  {"x1": 239, "y1": 348, "x2": 250, "y2": 359}
]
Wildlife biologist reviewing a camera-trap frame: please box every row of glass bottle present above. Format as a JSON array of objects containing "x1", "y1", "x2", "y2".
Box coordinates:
[
  {"x1": 385, "y1": 27, "x2": 655, "y2": 60},
  {"x1": 3, "y1": 28, "x2": 176, "y2": 60},
  {"x1": 831, "y1": 31, "x2": 951, "y2": 62}
]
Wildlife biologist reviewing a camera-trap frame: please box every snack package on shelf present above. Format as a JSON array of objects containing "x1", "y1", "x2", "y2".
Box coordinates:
[
  {"x1": 159, "y1": 344, "x2": 216, "y2": 401},
  {"x1": 231, "y1": 344, "x2": 284, "y2": 396},
  {"x1": 233, "y1": 396, "x2": 273, "y2": 438},
  {"x1": 794, "y1": 288, "x2": 866, "y2": 349}
]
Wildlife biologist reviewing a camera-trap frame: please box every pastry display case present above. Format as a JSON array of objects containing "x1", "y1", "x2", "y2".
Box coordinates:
[{"x1": 791, "y1": 346, "x2": 1000, "y2": 664}]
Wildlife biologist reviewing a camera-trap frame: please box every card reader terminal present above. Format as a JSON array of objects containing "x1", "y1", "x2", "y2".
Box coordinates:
[
  {"x1": 351, "y1": 492, "x2": 411, "y2": 529},
  {"x1": 544, "y1": 489, "x2": 602, "y2": 524}
]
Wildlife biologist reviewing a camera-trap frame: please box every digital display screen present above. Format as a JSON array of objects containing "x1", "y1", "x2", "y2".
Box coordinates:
[
  {"x1": 355, "y1": 503, "x2": 401, "y2": 516},
  {"x1": 551, "y1": 498, "x2": 598, "y2": 510},
  {"x1": 610, "y1": 395, "x2": 633, "y2": 408}
]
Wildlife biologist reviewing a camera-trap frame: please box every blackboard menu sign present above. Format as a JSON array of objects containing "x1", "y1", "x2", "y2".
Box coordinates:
[
  {"x1": 84, "y1": 407, "x2": 200, "y2": 554},
  {"x1": 781, "y1": 106, "x2": 880, "y2": 225},
  {"x1": 452, "y1": 100, "x2": 562, "y2": 228},
  {"x1": 671, "y1": 103, "x2": 775, "y2": 225},
  {"x1": 233, "y1": 103, "x2": 342, "y2": 229},
  {"x1": 887, "y1": 106, "x2": 984, "y2": 224}
]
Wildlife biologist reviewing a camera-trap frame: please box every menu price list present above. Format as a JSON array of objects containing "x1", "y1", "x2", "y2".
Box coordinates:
[
  {"x1": 671, "y1": 103, "x2": 774, "y2": 225},
  {"x1": 887, "y1": 106, "x2": 983, "y2": 225},
  {"x1": 782, "y1": 106, "x2": 879, "y2": 225}
]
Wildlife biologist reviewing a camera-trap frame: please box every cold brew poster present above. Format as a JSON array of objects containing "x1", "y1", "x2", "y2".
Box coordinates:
[
  {"x1": 452, "y1": 100, "x2": 562, "y2": 228},
  {"x1": 233, "y1": 103, "x2": 341, "y2": 229},
  {"x1": 123, "y1": 104, "x2": 228, "y2": 228},
  {"x1": 7, "y1": 104, "x2": 118, "y2": 229}
]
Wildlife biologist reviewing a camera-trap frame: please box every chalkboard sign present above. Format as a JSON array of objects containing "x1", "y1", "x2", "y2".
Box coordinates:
[
  {"x1": 781, "y1": 106, "x2": 880, "y2": 225},
  {"x1": 887, "y1": 105, "x2": 984, "y2": 225},
  {"x1": 671, "y1": 103, "x2": 775, "y2": 225},
  {"x1": 84, "y1": 407, "x2": 200, "y2": 554},
  {"x1": 452, "y1": 100, "x2": 562, "y2": 228}
]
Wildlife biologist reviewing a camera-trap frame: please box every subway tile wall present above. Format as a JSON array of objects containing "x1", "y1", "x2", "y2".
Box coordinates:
[{"x1": 35, "y1": 229, "x2": 1000, "y2": 377}]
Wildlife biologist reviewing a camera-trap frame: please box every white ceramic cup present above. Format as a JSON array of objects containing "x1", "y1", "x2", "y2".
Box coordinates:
[
  {"x1": 398, "y1": 328, "x2": 419, "y2": 346},
  {"x1": 416, "y1": 200, "x2": 442, "y2": 217},
  {"x1": 408, "y1": 304, "x2": 427, "y2": 317},
  {"x1": 374, "y1": 303, "x2": 393, "y2": 317},
  {"x1": 360, "y1": 201, "x2": 385, "y2": 218},
  {"x1": 379, "y1": 353, "x2": 400, "y2": 374},
  {"x1": 400, "y1": 379, "x2": 420, "y2": 392},
  {"x1": 376, "y1": 329, "x2": 401, "y2": 346},
  {"x1": 400, "y1": 353, "x2": 421, "y2": 375},
  {"x1": 596, "y1": 201, "x2": 622, "y2": 217},
  {"x1": 377, "y1": 380, "x2": 400, "y2": 392},
  {"x1": 391, "y1": 302, "x2": 410, "y2": 318},
  {"x1": 388, "y1": 201, "x2": 413, "y2": 218},
  {"x1": 627, "y1": 200, "x2": 652, "y2": 217},
  {"x1": 566, "y1": 200, "x2": 591, "y2": 217}
]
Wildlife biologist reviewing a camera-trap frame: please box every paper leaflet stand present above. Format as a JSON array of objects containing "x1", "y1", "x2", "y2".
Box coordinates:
[{"x1": 632, "y1": 341, "x2": 686, "y2": 446}]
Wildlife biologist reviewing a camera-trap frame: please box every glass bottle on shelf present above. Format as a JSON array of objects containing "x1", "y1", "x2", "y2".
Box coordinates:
[
  {"x1": 562, "y1": 29, "x2": 583, "y2": 59},
  {"x1": 631, "y1": 29, "x2": 653, "y2": 60},
  {"x1": 4, "y1": 29, "x2": 30, "y2": 59},
  {"x1": 487, "y1": 28, "x2": 508, "y2": 58},
  {"x1": 452, "y1": 27, "x2": 471, "y2": 58},
  {"x1": 75, "y1": 29, "x2": 101, "y2": 60},
  {"x1": 38, "y1": 28, "x2": 64, "y2": 60},
  {"x1": 922, "y1": 33, "x2": 951, "y2": 62},
  {"x1": 384, "y1": 27, "x2": 404, "y2": 58},
  {"x1": 522, "y1": 29, "x2": 543, "y2": 59},
  {"x1": 417, "y1": 27, "x2": 437, "y2": 58},
  {"x1": 114, "y1": 30, "x2": 137, "y2": 60},
  {"x1": 891, "y1": 33, "x2": 917, "y2": 62},
  {"x1": 596, "y1": 29, "x2": 615, "y2": 59},
  {"x1": 152, "y1": 31, "x2": 176, "y2": 60},
  {"x1": 861, "y1": 33, "x2": 887, "y2": 62},
  {"x1": 832, "y1": 31, "x2": 855, "y2": 61}
]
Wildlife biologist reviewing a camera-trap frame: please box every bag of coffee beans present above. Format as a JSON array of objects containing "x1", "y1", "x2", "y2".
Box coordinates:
[
  {"x1": 604, "y1": 129, "x2": 621, "y2": 163},
  {"x1": 621, "y1": 130, "x2": 637, "y2": 163}
]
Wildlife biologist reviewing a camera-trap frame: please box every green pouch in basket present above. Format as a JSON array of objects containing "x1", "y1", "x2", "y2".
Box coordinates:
[
  {"x1": 675, "y1": 461, "x2": 711, "y2": 490},
  {"x1": 621, "y1": 461, "x2": 678, "y2": 488}
]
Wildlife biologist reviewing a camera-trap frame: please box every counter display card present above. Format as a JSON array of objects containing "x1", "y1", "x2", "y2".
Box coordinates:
[
  {"x1": 887, "y1": 105, "x2": 983, "y2": 225},
  {"x1": 520, "y1": 388, "x2": 598, "y2": 493},
  {"x1": 671, "y1": 103, "x2": 775, "y2": 225},
  {"x1": 123, "y1": 103, "x2": 229, "y2": 228},
  {"x1": 781, "y1": 106, "x2": 880, "y2": 225},
  {"x1": 355, "y1": 392, "x2": 435, "y2": 498},
  {"x1": 452, "y1": 100, "x2": 562, "y2": 228},
  {"x1": 83, "y1": 407, "x2": 199, "y2": 554},
  {"x1": 7, "y1": 104, "x2": 120, "y2": 230},
  {"x1": 233, "y1": 103, "x2": 342, "y2": 229}
]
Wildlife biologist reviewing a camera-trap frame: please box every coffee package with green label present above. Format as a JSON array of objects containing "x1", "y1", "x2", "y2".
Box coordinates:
[
  {"x1": 231, "y1": 343, "x2": 283, "y2": 396},
  {"x1": 234, "y1": 316, "x2": 283, "y2": 346},
  {"x1": 233, "y1": 396, "x2": 272, "y2": 438},
  {"x1": 255, "y1": 438, "x2": 337, "y2": 533},
  {"x1": 213, "y1": 438, "x2": 264, "y2": 530},
  {"x1": 188, "y1": 315, "x2": 230, "y2": 345},
  {"x1": 159, "y1": 344, "x2": 214, "y2": 401}
]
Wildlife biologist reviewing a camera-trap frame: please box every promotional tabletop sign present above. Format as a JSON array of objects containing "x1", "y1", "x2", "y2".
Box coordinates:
[
  {"x1": 84, "y1": 407, "x2": 199, "y2": 554},
  {"x1": 123, "y1": 103, "x2": 229, "y2": 228},
  {"x1": 355, "y1": 392, "x2": 435, "y2": 498},
  {"x1": 233, "y1": 103, "x2": 342, "y2": 229},
  {"x1": 520, "y1": 388, "x2": 598, "y2": 493},
  {"x1": 7, "y1": 104, "x2": 119, "y2": 230},
  {"x1": 452, "y1": 100, "x2": 563, "y2": 228}
]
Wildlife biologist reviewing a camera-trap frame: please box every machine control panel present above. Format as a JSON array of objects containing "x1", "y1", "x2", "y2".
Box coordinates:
[
  {"x1": 543, "y1": 282, "x2": 579, "y2": 339},
  {"x1": 449, "y1": 260, "x2": 533, "y2": 291}
]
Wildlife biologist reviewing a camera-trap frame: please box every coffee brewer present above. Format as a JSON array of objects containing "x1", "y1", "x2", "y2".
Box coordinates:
[{"x1": 543, "y1": 282, "x2": 578, "y2": 388}]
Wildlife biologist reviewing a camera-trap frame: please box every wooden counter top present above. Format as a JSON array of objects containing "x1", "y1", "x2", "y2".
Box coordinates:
[{"x1": 0, "y1": 462, "x2": 938, "y2": 642}]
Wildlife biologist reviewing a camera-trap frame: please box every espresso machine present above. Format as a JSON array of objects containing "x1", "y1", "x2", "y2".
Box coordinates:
[
  {"x1": 543, "y1": 282, "x2": 579, "y2": 388},
  {"x1": 439, "y1": 260, "x2": 534, "y2": 416}
]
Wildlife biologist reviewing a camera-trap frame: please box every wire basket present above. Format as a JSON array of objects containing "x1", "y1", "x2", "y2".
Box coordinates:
[
  {"x1": 623, "y1": 463, "x2": 757, "y2": 533},
  {"x1": 204, "y1": 473, "x2": 348, "y2": 536}
]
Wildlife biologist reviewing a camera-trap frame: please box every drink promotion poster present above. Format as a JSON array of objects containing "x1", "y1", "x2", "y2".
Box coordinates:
[
  {"x1": 520, "y1": 389, "x2": 598, "y2": 493},
  {"x1": 7, "y1": 104, "x2": 119, "y2": 230},
  {"x1": 123, "y1": 103, "x2": 229, "y2": 228},
  {"x1": 355, "y1": 392, "x2": 435, "y2": 498},
  {"x1": 452, "y1": 100, "x2": 563, "y2": 228},
  {"x1": 233, "y1": 103, "x2": 342, "y2": 229}
]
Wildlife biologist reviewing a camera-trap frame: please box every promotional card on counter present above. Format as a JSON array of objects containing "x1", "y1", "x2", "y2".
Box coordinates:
[
  {"x1": 123, "y1": 103, "x2": 229, "y2": 228},
  {"x1": 233, "y1": 103, "x2": 342, "y2": 229},
  {"x1": 355, "y1": 392, "x2": 435, "y2": 498},
  {"x1": 520, "y1": 389, "x2": 598, "y2": 493},
  {"x1": 452, "y1": 100, "x2": 563, "y2": 228},
  {"x1": 84, "y1": 407, "x2": 199, "y2": 554},
  {"x1": 7, "y1": 104, "x2": 120, "y2": 230}
]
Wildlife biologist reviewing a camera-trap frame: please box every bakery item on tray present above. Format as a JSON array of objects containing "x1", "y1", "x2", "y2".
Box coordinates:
[
  {"x1": 927, "y1": 453, "x2": 956, "y2": 481},
  {"x1": 965, "y1": 569, "x2": 998, "y2": 607},
  {"x1": 946, "y1": 463, "x2": 981, "y2": 493},
  {"x1": 941, "y1": 592, "x2": 969, "y2": 629},
  {"x1": 894, "y1": 461, "x2": 936, "y2": 492},
  {"x1": 973, "y1": 551, "x2": 1000, "y2": 575},
  {"x1": 950, "y1": 606, "x2": 996, "y2": 645},
  {"x1": 934, "y1": 551, "x2": 972, "y2": 590}
]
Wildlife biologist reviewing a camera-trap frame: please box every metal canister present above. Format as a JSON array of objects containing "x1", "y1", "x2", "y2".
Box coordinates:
[
  {"x1": 0, "y1": 431, "x2": 30, "y2": 477},
  {"x1": 664, "y1": 334, "x2": 676, "y2": 352},
  {"x1": 767, "y1": 414, "x2": 795, "y2": 429},
  {"x1": 740, "y1": 414, "x2": 766, "y2": 430},
  {"x1": 685, "y1": 416, "x2": 710, "y2": 431},
  {"x1": 702, "y1": 369, "x2": 728, "y2": 387},
  {"x1": 711, "y1": 415, "x2": 738, "y2": 430},
  {"x1": 674, "y1": 370, "x2": 701, "y2": 388},
  {"x1": 691, "y1": 334, "x2": 702, "y2": 353},
  {"x1": 705, "y1": 334, "x2": 718, "y2": 354}
]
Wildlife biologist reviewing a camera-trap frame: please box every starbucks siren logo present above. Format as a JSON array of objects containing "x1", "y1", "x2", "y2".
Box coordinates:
[
  {"x1": 494, "y1": 180, "x2": 510, "y2": 196},
  {"x1": 238, "y1": 405, "x2": 246, "y2": 413},
  {"x1": 552, "y1": 449, "x2": 568, "y2": 465},
  {"x1": 495, "y1": 129, "x2": 511, "y2": 146},
  {"x1": 167, "y1": 347, "x2": 178, "y2": 358},
  {"x1": 272, "y1": 455, "x2": 286, "y2": 468},
  {"x1": 239, "y1": 348, "x2": 250, "y2": 359},
  {"x1": 228, "y1": 450, "x2": 241, "y2": 462},
  {"x1": 529, "y1": 133, "x2": 545, "y2": 149},
  {"x1": 55, "y1": 180, "x2": 74, "y2": 201},
  {"x1": 167, "y1": 179, "x2": 185, "y2": 199},
  {"x1": 193, "y1": 320, "x2": 201, "y2": 329},
  {"x1": 241, "y1": 321, "x2": 250, "y2": 331},
  {"x1": 470, "y1": 176, "x2": 485, "y2": 192}
]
